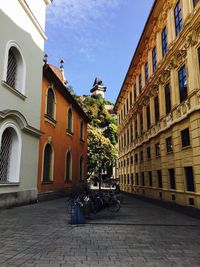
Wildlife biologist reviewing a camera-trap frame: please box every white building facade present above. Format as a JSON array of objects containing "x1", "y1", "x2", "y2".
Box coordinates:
[{"x1": 0, "y1": 0, "x2": 51, "y2": 207}]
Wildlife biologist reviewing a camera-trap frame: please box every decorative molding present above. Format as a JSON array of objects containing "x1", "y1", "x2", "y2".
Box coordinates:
[{"x1": 0, "y1": 110, "x2": 42, "y2": 137}]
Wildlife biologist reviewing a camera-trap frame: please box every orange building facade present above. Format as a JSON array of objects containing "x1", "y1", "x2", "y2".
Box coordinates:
[{"x1": 37, "y1": 63, "x2": 89, "y2": 194}]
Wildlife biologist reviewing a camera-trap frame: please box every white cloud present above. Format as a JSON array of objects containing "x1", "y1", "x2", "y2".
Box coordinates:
[{"x1": 46, "y1": 0, "x2": 124, "y2": 61}]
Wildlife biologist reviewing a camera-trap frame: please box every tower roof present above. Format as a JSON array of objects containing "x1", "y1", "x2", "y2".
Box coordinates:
[{"x1": 90, "y1": 77, "x2": 106, "y2": 93}]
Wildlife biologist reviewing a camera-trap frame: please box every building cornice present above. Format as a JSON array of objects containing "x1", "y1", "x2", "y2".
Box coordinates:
[
  {"x1": 18, "y1": 0, "x2": 48, "y2": 40},
  {"x1": 115, "y1": 0, "x2": 200, "y2": 112}
]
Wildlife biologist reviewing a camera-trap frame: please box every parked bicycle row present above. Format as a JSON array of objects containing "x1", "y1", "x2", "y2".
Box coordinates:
[{"x1": 67, "y1": 188, "x2": 123, "y2": 217}]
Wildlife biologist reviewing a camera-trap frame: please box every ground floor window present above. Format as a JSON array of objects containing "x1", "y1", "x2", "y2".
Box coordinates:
[
  {"x1": 185, "y1": 167, "x2": 195, "y2": 192},
  {"x1": 66, "y1": 151, "x2": 72, "y2": 181},
  {"x1": 0, "y1": 125, "x2": 20, "y2": 183},
  {"x1": 43, "y1": 144, "x2": 53, "y2": 182}
]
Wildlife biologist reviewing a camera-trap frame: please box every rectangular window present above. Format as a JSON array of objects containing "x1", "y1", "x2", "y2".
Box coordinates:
[
  {"x1": 135, "y1": 119, "x2": 138, "y2": 138},
  {"x1": 131, "y1": 156, "x2": 133, "y2": 164},
  {"x1": 174, "y1": 1, "x2": 182, "y2": 35},
  {"x1": 147, "y1": 147, "x2": 151, "y2": 159},
  {"x1": 139, "y1": 74, "x2": 142, "y2": 93},
  {"x1": 136, "y1": 173, "x2": 139, "y2": 185},
  {"x1": 145, "y1": 62, "x2": 148, "y2": 85},
  {"x1": 140, "y1": 113, "x2": 143, "y2": 134},
  {"x1": 181, "y1": 128, "x2": 190, "y2": 147},
  {"x1": 140, "y1": 151, "x2": 143, "y2": 162},
  {"x1": 154, "y1": 95, "x2": 160, "y2": 123},
  {"x1": 127, "y1": 158, "x2": 129, "y2": 166},
  {"x1": 126, "y1": 98, "x2": 129, "y2": 113},
  {"x1": 157, "y1": 170, "x2": 163, "y2": 188},
  {"x1": 146, "y1": 105, "x2": 151, "y2": 130},
  {"x1": 169, "y1": 168, "x2": 176, "y2": 189},
  {"x1": 185, "y1": 167, "x2": 195, "y2": 192},
  {"x1": 130, "y1": 124, "x2": 133, "y2": 142},
  {"x1": 124, "y1": 133, "x2": 126, "y2": 147},
  {"x1": 148, "y1": 171, "x2": 152, "y2": 187},
  {"x1": 135, "y1": 154, "x2": 138, "y2": 163},
  {"x1": 198, "y1": 47, "x2": 200, "y2": 68},
  {"x1": 178, "y1": 65, "x2": 187, "y2": 102},
  {"x1": 152, "y1": 47, "x2": 157, "y2": 72},
  {"x1": 124, "y1": 104, "x2": 126, "y2": 117},
  {"x1": 193, "y1": 0, "x2": 199, "y2": 6},
  {"x1": 130, "y1": 91, "x2": 132, "y2": 106},
  {"x1": 134, "y1": 84, "x2": 137, "y2": 102},
  {"x1": 165, "y1": 83, "x2": 171, "y2": 114},
  {"x1": 131, "y1": 174, "x2": 134, "y2": 185},
  {"x1": 124, "y1": 160, "x2": 126, "y2": 167},
  {"x1": 155, "y1": 143, "x2": 160, "y2": 157},
  {"x1": 166, "y1": 137, "x2": 173, "y2": 153},
  {"x1": 127, "y1": 174, "x2": 130, "y2": 184},
  {"x1": 127, "y1": 129, "x2": 130, "y2": 145},
  {"x1": 141, "y1": 172, "x2": 145, "y2": 186},
  {"x1": 162, "y1": 26, "x2": 168, "y2": 57}
]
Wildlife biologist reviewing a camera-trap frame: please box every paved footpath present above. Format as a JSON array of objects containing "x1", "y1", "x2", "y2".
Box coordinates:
[{"x1": 0, "y1": 195, "x2": 200, "y2": 267}]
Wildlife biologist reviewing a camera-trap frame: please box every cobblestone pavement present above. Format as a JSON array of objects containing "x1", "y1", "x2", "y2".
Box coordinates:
[{"x1": 0, "y1": 195, "x2": 200, "y2": 267}]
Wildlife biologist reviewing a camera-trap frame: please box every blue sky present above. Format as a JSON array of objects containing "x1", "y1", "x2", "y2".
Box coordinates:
[{"x1": 45, "y1": 0, "x2": 154, "y2": 103}]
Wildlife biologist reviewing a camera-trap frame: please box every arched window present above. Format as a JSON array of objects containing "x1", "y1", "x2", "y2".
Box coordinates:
[
  {"x1": 67, "y1": 108, "x2": 73, "y2": 133},
  {"x1": 0, "y1": 126, "x2": 21, "y2": 183},
  {"x1": 43, "y1": 144, "x2": 53, "y2": 182},
  {"x1": 65, "y1": 151, "x2": 72, "y2": 181},
  {"x1": 80, "y1": 121, "x2": 84, "y2": 140},
  {"x1": 46, "y1": 89, "x2": 55, "y2": 119},
  {"x1": 5, "y1": 46, "x2": 24, "y2": 93},
  {"x1": 79, "y1": 156, "x2": 84, "y2": 181}
]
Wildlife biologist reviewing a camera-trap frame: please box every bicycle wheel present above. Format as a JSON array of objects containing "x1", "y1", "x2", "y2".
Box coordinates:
[{"x1": 109, "y1": 199, "x2": 121, "y2": 212}]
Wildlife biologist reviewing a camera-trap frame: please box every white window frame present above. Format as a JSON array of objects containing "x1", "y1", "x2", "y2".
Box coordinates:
[
  {"x1": 3, "y1": 41, "x2": 26, "y2": 95},
  {"x1": 0, "y1": 121, "x2": 22, "y2": 183}
]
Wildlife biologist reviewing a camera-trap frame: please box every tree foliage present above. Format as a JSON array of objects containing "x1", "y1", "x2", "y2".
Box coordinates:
[
  {"x1": 77, "y1": 94, "x2": 118, "y2": 178},
  {"x1": 88, "y1": 125, "x2": 117, "y2": 177}
]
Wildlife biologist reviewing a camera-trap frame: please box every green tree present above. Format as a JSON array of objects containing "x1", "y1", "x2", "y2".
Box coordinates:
[{"x1": 88, "y1": 125, "x2": 117, "y2": 178}]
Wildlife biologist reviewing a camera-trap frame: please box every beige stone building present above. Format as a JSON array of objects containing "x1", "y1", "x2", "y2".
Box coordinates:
[{"x1": 115, "y1": 0, "x2": 200, "y2": 209}]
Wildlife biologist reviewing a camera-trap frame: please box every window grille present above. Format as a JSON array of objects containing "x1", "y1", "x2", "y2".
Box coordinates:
[
  {"x1": 6, "y1": 50, "x2": 17, "y2": 89},
  {"x1": 0, "y1": 128, "x2": 13, "y2": 182},
  {"x1": 47, "y1": 89, "x2": 55, "y2": 119},
  {"x1": 67, "y1": 109, "x2": 73, "y2": 133},
  {"x1": 66, "y1": 152, "x2": 72, "y2": 180},
  {"x1": 43, "y1": 144, "x2": 52, "y2": 182}
]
